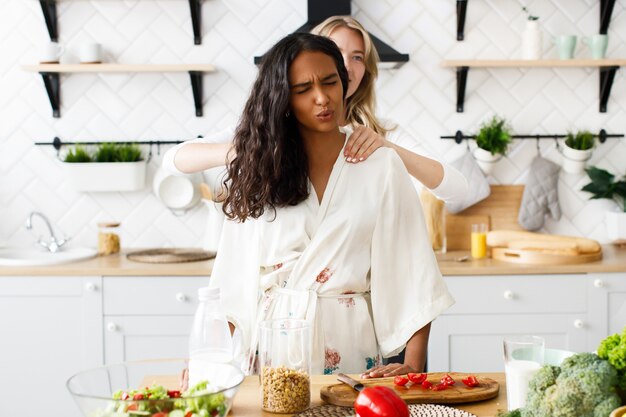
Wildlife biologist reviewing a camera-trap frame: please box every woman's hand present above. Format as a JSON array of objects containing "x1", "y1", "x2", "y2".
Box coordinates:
[
  {"x1": 360, "y1": 363, "x2": 418, "y2": 379},
  {"x1": 344, "y1": 125, "x2": 389, "y2": 163}
]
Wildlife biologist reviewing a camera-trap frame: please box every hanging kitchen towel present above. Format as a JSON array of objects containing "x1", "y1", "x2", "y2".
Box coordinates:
[
  {"x1": 446, "y1": 152, "x2": 491, "y2": 214},
  {"x1": 518, "y1": 156, "x2": 561, "y2": 230}
]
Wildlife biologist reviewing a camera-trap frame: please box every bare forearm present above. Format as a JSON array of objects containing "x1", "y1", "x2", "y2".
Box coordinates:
[
  {"x1": 404, "y1": 322, "x2": 431, "y2": 372},
  {"x1": 388, "y1": 143, "x2": 444, "y2": 189},
  {"x1": 174, "y1": 142, "x2": 233, "y2": 173}
]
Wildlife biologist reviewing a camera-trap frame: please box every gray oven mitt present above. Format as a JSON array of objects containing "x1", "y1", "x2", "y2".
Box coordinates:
[
  {"x1": 446, "y1": 152, "x2": 491, "y2": 214},
  {"x1": 518, "y1": 156, "x2": 561, "y2": 230}
]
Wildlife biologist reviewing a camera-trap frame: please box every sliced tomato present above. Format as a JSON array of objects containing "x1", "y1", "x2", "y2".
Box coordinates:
[
  {"x1": 133, "y1": 393, "x2": 144, "y2": 400},
  {"x1": 440, "y1": 374, "x2": 456, "y2": 386},
  {"x1": 120, "y1": 391, "x2": 130, "y2": 400},
  {"x1": 151, "y1": 413, "x2": 169, "y2": 417},
  {"x1": 407, "y1": 373, "x2": 427, "y2": 384},
  {"x1": 431, "y1": 383, "x2": 450, "y2": 391},
  {"x1": 126, "y1": 403, "x2": 138, "y2": 411},
  {"x1": 421, "y1": 380, "x2": 433, "y2": 389},
  {"x1": 394, "y1": 376, "x2": 409, "y2": 386},
  {"x1": 167, "y1": 390, "x2": 181, "y2": 398},
  {"x1": 462, "y1": 375, "x2": 479, "y2": 387},
  {"x1": 184, "y1": 412, "x2": 193, "y2": 417}
]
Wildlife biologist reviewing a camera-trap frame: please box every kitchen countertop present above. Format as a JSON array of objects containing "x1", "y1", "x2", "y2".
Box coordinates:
[
  {"x1": 231, "y1": 373, "x2": 507, "y2": 417},
  {"x1": 1, "y1": 245, "x2": 624, "y2": 276}
]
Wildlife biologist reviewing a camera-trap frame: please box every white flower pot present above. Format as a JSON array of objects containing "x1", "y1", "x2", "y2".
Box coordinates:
[
  {"x1": 522, "y1": 20, "x2": 542, "y2": 60},
  {"x1": 561, "y1": 142, "x2": 593, "y2": 174},
  {"x1": 606, "y1": 210, "x2": 626, "y2": 242},
  {"x1": 62, "y1": 160, "x2": 147, "y2": 192},
  {"x1": 473, "y1": 147, "x2": 501, "y2": 175}
]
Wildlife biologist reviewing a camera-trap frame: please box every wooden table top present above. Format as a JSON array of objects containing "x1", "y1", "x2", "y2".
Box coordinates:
[{"x1": 228, "y1": 373, "x2": 508, "y2": 417}]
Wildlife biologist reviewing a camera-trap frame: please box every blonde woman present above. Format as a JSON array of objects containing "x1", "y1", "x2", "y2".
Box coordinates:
[{"x1": 162, "y1": 16, "x2": 467, "y2": 204}]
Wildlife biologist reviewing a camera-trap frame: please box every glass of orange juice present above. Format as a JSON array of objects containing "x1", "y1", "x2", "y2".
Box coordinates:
[{"x1": 471, "y1": 223, "x2": 488, "y2": 259}]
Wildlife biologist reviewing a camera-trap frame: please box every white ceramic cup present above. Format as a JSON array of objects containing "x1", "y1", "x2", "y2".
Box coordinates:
[
  {"x1": 41, "y1": 42, "x2": 64, "y2": 63},
  {"x1": 79, "y1": 43, "x2": 102, "y2": 63},
  {"x1": 503, "y1": 335, "x2": 545, "y2": 410}
]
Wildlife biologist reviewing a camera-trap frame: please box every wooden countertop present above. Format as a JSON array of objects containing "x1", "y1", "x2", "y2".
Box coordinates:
[
  {"x1": 230, "y1": 374, "x2": 508, "y2": 417},
  {"x1": 1, "y1": 246, "x2": 624, "y2": 276}
]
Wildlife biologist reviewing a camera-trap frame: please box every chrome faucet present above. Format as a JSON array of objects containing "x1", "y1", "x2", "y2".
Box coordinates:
[{"x1": 25, "y1": 212, "x2": 70, "y2": 253}]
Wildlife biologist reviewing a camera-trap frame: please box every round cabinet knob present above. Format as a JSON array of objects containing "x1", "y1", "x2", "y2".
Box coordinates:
[
  {"x1": 503, "y1": 290, "x2": 515, "y2": 300},
  {"x1": 84, "y1": 282, "x2": 97, "y2": 292},
  {"x1": 593, "y1": 279, "x2": 604, "y2": 288},
  {"x1": 175, "y1": 292, "x2": 187, "y2": 302},
  {"x1": 573, "y1": 319, "x2": 585, "y2": 329},
  {"x1": 107, "y1": 322, "x2": 118, "y2": 332}
]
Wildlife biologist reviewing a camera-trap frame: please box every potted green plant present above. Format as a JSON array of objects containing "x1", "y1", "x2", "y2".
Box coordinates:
[
  {"x1": 561, "y1": 130, "x2": 595, "y2": 174},
  {"x1": 62, "y1": 143, "x2": 146, "y2": 192},
  {"x1": 582, "y1": 166, "x2": 626, "y2": 242},
  {"x1": 473, "y1": 116, "x2": 512, "y2": 175}
]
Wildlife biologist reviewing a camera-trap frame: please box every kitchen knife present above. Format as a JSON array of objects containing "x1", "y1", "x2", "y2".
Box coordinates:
[{"x1": 337, "y1": 373, "x2": 364, "y2": 392}]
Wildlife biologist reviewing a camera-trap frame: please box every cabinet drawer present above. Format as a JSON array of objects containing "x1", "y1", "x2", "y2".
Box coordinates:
[
  {"x1": 103, "y1": 276, "x2": 207, "y2": 315},
  {"x1": 443, "y1": 275, "x2": 587, "y2": 315}
]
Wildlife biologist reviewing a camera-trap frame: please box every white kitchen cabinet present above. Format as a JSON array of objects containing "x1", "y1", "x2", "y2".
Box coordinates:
[
  {"x1": 587, "y1": 272, "x2": 626, "y2": 349},
  {"x1": 0, "y1": 276, "x2": 102, "y2": 417},
  {"x1": 102, "y1": 276, "x2": 207, "y2": 363},
  {"x1": 428, "y1": 274, "x2": 589, "y2": 372}
]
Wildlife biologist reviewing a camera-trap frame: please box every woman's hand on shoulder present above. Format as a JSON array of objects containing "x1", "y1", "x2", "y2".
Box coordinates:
[
  {"x1": 344, "y1": 125, "x2": 390, "y2": 163},
  {"x1": 360, "y1": 363, "x2": 417, "y2": 379}
]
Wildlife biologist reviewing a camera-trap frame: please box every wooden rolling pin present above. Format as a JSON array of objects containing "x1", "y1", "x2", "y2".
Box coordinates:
[{"x1": 487, "y1": 230, "x2": 601, "y2": 255}]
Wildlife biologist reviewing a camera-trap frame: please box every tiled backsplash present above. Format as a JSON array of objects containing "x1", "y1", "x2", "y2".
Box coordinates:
[{"x1": 1, "y1": 0, "x2": 624, "y2": 248}]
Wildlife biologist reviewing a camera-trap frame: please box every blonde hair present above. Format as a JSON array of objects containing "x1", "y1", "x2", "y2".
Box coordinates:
[{"x1": 311, "y1": 16, "x2": 389, "y2": 136}]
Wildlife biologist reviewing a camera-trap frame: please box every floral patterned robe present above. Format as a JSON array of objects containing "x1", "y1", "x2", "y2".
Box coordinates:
[{"x1": 209, "y1": 129, "x2": 455, "y2": 375}]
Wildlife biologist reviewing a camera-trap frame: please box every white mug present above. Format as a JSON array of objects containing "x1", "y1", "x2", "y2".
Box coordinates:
[
  {"x1": 41, "y1": 42, "x2": 64, "y2": 63},
  {"x1": 79, "y1": 43, "x2": 102, "y2": 63}
]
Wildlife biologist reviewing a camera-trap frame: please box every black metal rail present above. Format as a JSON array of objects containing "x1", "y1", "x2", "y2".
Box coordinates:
[{"x1": 441, "y1": 129, "x2": 624, "y2": 144}]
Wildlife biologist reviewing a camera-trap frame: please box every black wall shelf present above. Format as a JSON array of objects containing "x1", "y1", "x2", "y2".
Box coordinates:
[
  {"x1": 38, "y1": 0, "x2": 204, "y2": 45},
  {"x1": 456, "y1": 0, "x2": 618, "y2": 41}
]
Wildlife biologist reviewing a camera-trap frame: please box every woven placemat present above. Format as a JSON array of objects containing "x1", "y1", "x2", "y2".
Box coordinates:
[
  {"x1": 126, "y1": 248, "x2": 216, "y2": 263},
  {"x1": 294, "y1": 404, "x2": 477, "y2": 417}
]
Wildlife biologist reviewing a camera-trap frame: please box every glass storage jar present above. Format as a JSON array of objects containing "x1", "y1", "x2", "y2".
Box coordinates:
[{"x1": 97, "y1": 222, "x2": 120, "y2": 255}]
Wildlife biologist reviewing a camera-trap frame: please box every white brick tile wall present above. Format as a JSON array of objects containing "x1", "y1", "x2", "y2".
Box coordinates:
[{"x1": 1, "y1": 0, "x2": 624, "y2": 249}]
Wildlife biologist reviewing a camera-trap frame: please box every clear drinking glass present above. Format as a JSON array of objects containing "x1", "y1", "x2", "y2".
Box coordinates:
[
  {"x1": 259, "y1": 319, "x2": 311, "y2": 413},
  {"x1": 471, "y1": 223, "x2": 488, "y2": 259},
  {"x1": 503, "y1": 335, "x2": 545, "y2": 410}
]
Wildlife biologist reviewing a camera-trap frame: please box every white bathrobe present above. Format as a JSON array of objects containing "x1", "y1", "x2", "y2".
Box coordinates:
[{"x1": 210, "y1": 130, "x2": 454, "y2": 375}]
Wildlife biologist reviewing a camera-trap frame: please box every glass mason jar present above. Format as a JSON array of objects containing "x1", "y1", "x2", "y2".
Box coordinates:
[
  {"x1": 259, "y1": 319, "x2": 311, "y2": 413},
  {"x1": 97, "y1": 222, "x2": 121, "y2": 255}
]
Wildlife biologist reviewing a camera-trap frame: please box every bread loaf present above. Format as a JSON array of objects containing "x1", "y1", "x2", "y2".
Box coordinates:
[{"x1": 487, "y1": 230, "x2": 601, "y2": 254}]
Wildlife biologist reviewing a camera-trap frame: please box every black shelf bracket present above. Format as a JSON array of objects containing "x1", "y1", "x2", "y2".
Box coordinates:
[
  {"x1": 456, "y1": 66, "x2": 469, "y2": 112},
  {"x1": 600, "y1": 0, "x2": 616, "y2": 34},
  {"x1": 457, "y1": 0, "x2": 468, "y2": 41},
  {"x1": 39, "y1": 0, "x2": 58, "y2": 42},
  {"x1": 189, "y1": 71, "x2": 203, "y2": 117},
  {"x1": 40, "y1": 72, "x2": 60, "y2": 118},
  {"x1": 189, "y1": 0, "x2": 202, "y2": 45},
  {"x1": 599, "y1": 66, "x2": 619, "y2": 113}
]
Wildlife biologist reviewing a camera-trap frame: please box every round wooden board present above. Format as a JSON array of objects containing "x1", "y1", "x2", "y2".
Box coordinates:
[
  {"x1": 491, "y1": 247, "x2": 602, "y2": 265},
  {"x1": 320, "y1": 373, "x2": 499, "y2": 406},
  {"x1": 126, "y1": 248, "x2": 215, "y2": 263}
]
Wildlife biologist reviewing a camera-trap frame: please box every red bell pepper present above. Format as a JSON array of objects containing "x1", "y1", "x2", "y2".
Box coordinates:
[
  {"x1": 354, "y1": 386, "x2": 409, "y2": 417},
  {"x1": 407, "y1": 373, "x2": 427, "y2": 384},
  {"x1": 431, "y1": 383, "x2": 450, "y2": 391},
  {"x1": 462, "y1": 375, "x2": 479, "y2": 387},
  {"x1": 421, "y1": 380, "x2": 433, "y2": 389},
  {"x1": 440, "y1": 374, "x2": 456, "y2": 386},
  {"x1": 394, "y1": 376, "x2": 409, "y2": 386}
]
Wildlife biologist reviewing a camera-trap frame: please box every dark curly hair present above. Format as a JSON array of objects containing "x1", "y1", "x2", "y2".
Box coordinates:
[{"x1": 222, "y1": 33, "x2": 349, "y2": 222}]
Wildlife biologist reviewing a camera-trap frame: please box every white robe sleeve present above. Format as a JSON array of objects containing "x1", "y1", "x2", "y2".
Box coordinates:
[
  {"x1": 370, "y1": 150, "x2": 455, "y2": 357},
  {"x1": 161, "y1": 125, "x2": 235, "y2": 175},
  {"x1": 208, "y1": 217, "x2": 261, "y2": 356},
  {"x1": 384, "y1": 122, "x2": 468, "y2": 205}
]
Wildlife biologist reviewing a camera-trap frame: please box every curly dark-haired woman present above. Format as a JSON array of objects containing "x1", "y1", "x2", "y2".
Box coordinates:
[{"x1": 209, "y1": 33, "x2": 454, "y2": 376}]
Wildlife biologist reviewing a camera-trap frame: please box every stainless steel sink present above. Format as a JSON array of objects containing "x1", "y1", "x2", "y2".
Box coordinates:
[{"x1": 0, "y1": 247, "x2": 98, "y2": 266}]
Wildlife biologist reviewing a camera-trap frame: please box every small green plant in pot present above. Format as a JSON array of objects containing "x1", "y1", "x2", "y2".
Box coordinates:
[
  {"x1": 582, "y1": 166, "x2": 626, "y2": 241},
  {"x1": 62, "y1": 142, "x2": 146, "y2": 192},
  {"x1": 562, "y1": 130, "x2": 595, "y2": 174},
  {"x1": 473, "y1": 116, "x2": 512, "y2": 175}
]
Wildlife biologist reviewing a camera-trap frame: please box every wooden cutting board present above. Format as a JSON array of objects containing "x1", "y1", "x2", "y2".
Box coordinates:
[
  {"x1": 492, "y1": 247, "x2": 603, "y2": 265},
  {"x1": 320, "y1": 373, "x2": 499, "y2": 406}
]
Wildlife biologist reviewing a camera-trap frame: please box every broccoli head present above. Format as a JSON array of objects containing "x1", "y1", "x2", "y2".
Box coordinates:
[{"x1": 518, "y1": 352, "x2": 620, "y2": 417}]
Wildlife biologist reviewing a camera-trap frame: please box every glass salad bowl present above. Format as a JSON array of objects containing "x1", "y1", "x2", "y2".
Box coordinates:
[{"x1": 67, "y1": 359, "x2": 244, "y2": 417}]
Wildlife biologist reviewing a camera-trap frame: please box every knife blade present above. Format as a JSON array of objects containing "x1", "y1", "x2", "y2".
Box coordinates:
[{"x1": 337, "y1": 373, "x2": 365, "y2": 392}]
